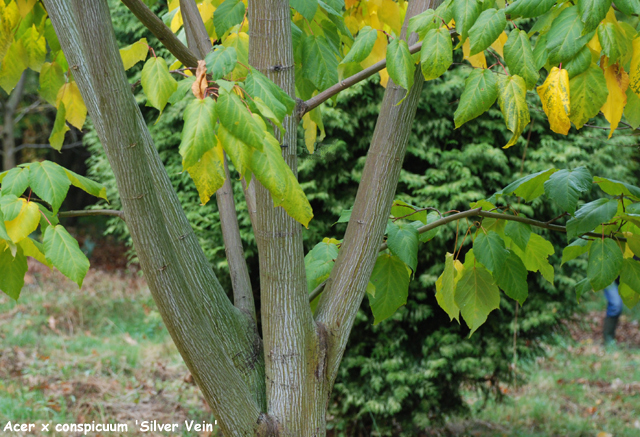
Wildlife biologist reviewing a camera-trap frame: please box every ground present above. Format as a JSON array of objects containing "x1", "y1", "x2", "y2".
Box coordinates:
[{"x1": 1, "y1": 257, "x2": 639, "y2": 436}]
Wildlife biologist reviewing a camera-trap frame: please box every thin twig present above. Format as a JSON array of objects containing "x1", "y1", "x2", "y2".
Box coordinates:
[
  {"x1": 300, "y1": 41, "x2": 423, "y2": 115},
  {"x1": 58, "y1": 209, "x2": 125, "y2": 221}
]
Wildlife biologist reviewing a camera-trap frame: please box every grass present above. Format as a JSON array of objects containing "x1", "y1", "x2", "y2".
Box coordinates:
[{"x1": 1, "y1": 262, "x2": 639, "y2": 436}]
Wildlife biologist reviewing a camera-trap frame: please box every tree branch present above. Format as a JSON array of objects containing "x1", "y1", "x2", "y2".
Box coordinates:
[
  {"x1": 309, "y1": 207, "x2": 628, "y2": 302},
  {"x1": 314, "y1": 0, "x2": 437, "y2": 389},
  {"x1": 120, "y1": 0, "x2": 199, "y2": 68},
  {"x1": 43, "y1": 1, "x2": 264, "y2": 433},
  {"x1": 300, "y1": 41, "x2": 423, "y2": 115},
  {"x1": 179, "y1": 0, "x2": 257, "y2": 324},
  {"x1": 58, "y1": 209, "x2": 125, "y2": 220}
]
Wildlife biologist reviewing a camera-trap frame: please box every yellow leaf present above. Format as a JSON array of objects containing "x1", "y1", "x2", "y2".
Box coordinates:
[
  {"x1": 0, "y1": 38, "x2": 27, "y2": 94},
  {"x1": 379, "y1": 0, "x2": 401, "y2": 34},
  {"x1": 15, "y1": 0, "x2": 36, "y2": 17},
  {"x1": 119, "y1": 38, "x2": 148, "y2": 71},
  {"x1": 361, "y1": 32, "x2": 387, "y2": 71},
  {"x1": 20, "y1": 25, "x2": 46, "y2": 72},
  {"x1": 302, "y1": 112, "x2": 317, "y2": 154},
  {"x1": 198, "y1": 0, "x2": 215, "y2": 22},
  {"x1": 629, "y1": 37, "x2": 640, "y2": 97},
  {"x1": 491, "y1": 31, "x2": 508, "y2": 59},
  {"x1": 462, "y1": 39, "x2": 487, "y2": 69},
  {"x1": 345, "y1": 0, "x2": 358, "y2": 9},
  {"x1": 536, "y1": 67, "x2": 571, "y2": 135},
  {"x1": 56, "y1": 81, "x2": 87, "y2": 130},
  {"x1": 186, "y1": 141, "x2": 226, "y2": 205},
  {"x1": 222, "y1": 32, "x2": 249, "y2": 80},
  {"x1": 5, "y1": 199, "x2": 40, "y2": 244},
  {"x1": 171, "y1": 8, "x2": 183, "y2": 33},
  {"x1": 601, "y1": 62, "x2": 629, "y2": 138},
  {"x1": 19, "y1": 237, "x2": 51, "y2": 267},
  {"x1": 379, "y1": 67, "x2": 390, "y2": 87},
  {"x1": 588, "y1": 32, "x2": 602, "y2": 55},
  {"x1": 0, "y1": 1, "x2": 21, "y2": 60}
]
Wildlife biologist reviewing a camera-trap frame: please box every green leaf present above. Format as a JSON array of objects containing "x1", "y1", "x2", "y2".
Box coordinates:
[
  {"x1": 246, "y1": 118, "x2": 314, "y2": 227},
  {"x1": 341, "y1": 26, "x2": 377, "y2": 65},
  {"x1": 0, "y1": 209, "x2": 10, "y2": 241},
  {"x1": 561, "y1": 238, "x2": 592, "y2": 265},
  {"x1": 141, "y1": 57, "x2": 178, "y2": 114},
  {"x1": 28, "y1": 161, "x2": 71, "y2": 214},
  {"x1": 179, "y1": 98, "x2": 218, "y2": 170},
  {"x1": 38, "y1": 61, "x2": 65, "y2": 106},
  {"x1": 213, "y1": 0, "x2": 246, "y2": 36},
  {"x1": 244, "y1": 67, "x2": 296, "y2": 126},
  {"x1": 575, "y1": 277, "x2": 593, "y2": 301},
  {"x1": 587, "y1": 238, "x2": 622, "y2": 291},
  {"x1": 533, "y1": 33, "x2": 549, "y2": 70},
  {"x1": 578, "y1": 0, "x2": 612, "y2": 34},
  {"x1": 566, "y1": 198, "x2": 618, "y2": 239},
  {"x1": 563, "y1": 46, "x2": 592, "y2": 80},
  {"x1": 0, "y1": 243, "x2": 27, "y2": 300},
  {"x1": 454, "y1": 261, "x2": 500, "y2": 335},
  {"x1": 408, "y1": 9, "x2": 438, "y2": 40},
  {"x1": 420, "y1": 211, "x2": 442, "y2": 242},
  {"x1": 0, "y1": 195, "x2": 24, "y2": 222},
  {"x1": 63, "y1": 169, "x2": 108, "y2": 201},
  {"x1": 305, "y1": 241, "x2": 339, "y2": 291},
  {"x1": 453, "y1": 0, "x2": 481, "y2": 43},
  {"x1": 119, "y1": 38, "x2": 148, "y2": 71},
  {"x1": 495, "y1": 250, "x2": 529, "y2": 304},
  {"x1": 368, "y1": 253, "x2": 411, "y2": 325},
  {"x1": 168, "y1": 77, "x2": 196, "y2": 105},
  {"x1": 218, "y1": 90, "x2": 271, "y2": 153},
  {"x1": 390, "y1": 200, "x2": 427, "y2": 223},
  {"x1": 49, "y1": 101, "x2": 70, "y2": 151},
  {"x1": 619, "y1": 283, "x2": 640, "y2": 308},
  {"x1": 504, "y1": 220, "x2": 531, "y2": 251},
  {"x1": 569, "y1": 65, "x2": 609, "y2": 130},
  {"x1": 420, "y1": 28, "x2": 453, "y2": 81},
  {"x1": 435, "y1": 252, "x2": 461, "y2": 322},
  {"x1": 614, "y1": 0, "x2": 640, "y2": 15},
  {"x1": 454, "y1": 68, "x2": 498, "y2": 128},
  {"x1": 598, "y1": 21, "x2": 631, "y2": 65},
  {"x1": 221, "y1": 31, "x2": 249, "y2": 80},
  {"x1": 620, "y1": 258, "x2": 640, "y2": 300},
  {"x1": 204, "y1": 45, "x2": 237, "y2": 80},
  {"x1": 501, "y1": 168, "x2": 557, "y2": 202},
  {"x1": 473, "y1": 230, "x2": 508, "y2": 273},
  {"x1": 302, "y1": 35, "x2": 339, "y2": 91},
  {"x1": 1, "y1": 166, "x2": 30, "y2": 197},
  {"x1": 624, "y1": 87, "x2": 640, "y2": 129},
  {"x1": 387, "y1": 221, "x2": 419, "y2": 273},
  {"x1": 543, "y1": 167, "x2": 592, "y2": 214},
  {"x1": 497, "y1": 74, "x2": 530, "y2": 148},
  {"x1": 468, "y1": 9, "x2": 506, "y2": 56},
  {"x1": 290, "y1": 0, "x2": 318, "y2": 22},
  {"x1": 43, "y1": 224, "x2": 90, "y2": 287},
  {"x1": 504, "y1": 30, "x2": 539, "y2": 89},
  {"x1": 546, "y1": 6, "x2": 595, "y2": 65},
  {"x1": 504, "y1": 0, "x2": 557, "y2": 18},
  {"x1": 511, "y1": 233, "x2": 555, "y2": 284},
  {"x1": 594, "y1": 176, "x2": 640, "y2": 200},
  {"x1": 386, "y1": 38, "x2": 414, "y2": 93}
]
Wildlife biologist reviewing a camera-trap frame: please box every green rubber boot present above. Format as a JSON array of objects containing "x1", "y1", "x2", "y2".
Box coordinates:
[{"x1": 603, "y1": 316, "x2": 619, "y2": 346}]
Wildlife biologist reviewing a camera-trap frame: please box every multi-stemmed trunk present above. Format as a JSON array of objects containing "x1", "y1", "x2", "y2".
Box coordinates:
[{"x1": 42, "y1": 0, "x2": 439, "y2": 434}]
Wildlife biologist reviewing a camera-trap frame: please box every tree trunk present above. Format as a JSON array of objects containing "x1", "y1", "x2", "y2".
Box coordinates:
[
  {"x1": 248, "y1": 1, "x2": 327, "y2": 434},
  {"x1": 3, "y1": 71, "x2": 26, "y2": 171},
  {"x1": 43, "y1": 1, "x2": 267, "y2": 435}
]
